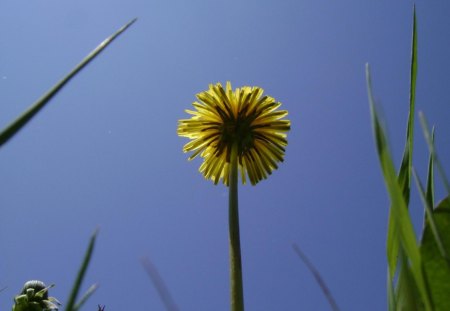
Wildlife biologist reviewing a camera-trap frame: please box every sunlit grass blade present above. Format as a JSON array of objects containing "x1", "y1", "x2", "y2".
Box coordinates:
[
  {"x1": 385, "y1": 5, "x2": 418, "y2": 281},
  {"x1": 413, "y1": 168, "x2": 448, "y2": 260},
  {"x1": 292, "y1": 244, "x2": 340, "y2": 311},
  {"x1": 72, "y1": 284, "x2": 99, "y2": 311},
  {"x1": 0, "y1": 18, "x2": 137, "y2": 149},
  {"x1": 418, "y1": 112, "x2": 450, "y2": 195},
  {"x1": 366, "y1": 64, "x2": 432, "y2": 310},
  {"x1": 65, "y1": 230, "x2": 98, "y2": 311},
  {"x1": 141, "y1": 257, "x2": 179, "y2": 311}
]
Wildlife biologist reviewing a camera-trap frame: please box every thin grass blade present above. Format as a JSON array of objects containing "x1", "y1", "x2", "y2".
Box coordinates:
[
  {"x1": 387, "y1": 270, "x2": 396, "y2": 311},
  {"x1": 292, "y1": 244, "x2": 340, "y2": 311},
  {"x1": 366, "y1": 64, "x2": 432, "y2": 310},
  {"x1": 413, "y1": 168, "x2": 448, "y2": 259},
  {"x1": 386, "y1": 5, "x2": 418, "y2": 280},
  {"x1": 72, "y1": 284, "x2": 99, "y2": 311},
  {"x1": 141, "y1": 257, "x2": 179, "y2": 311},
  {"x1": 0, "y1": 18, "x2": 137, "y2": 148},
  {"x1": 65, "y1": 230, "x2": 98, "y2": 311},
  {"x1": 418, "y1": 112, "x2": 450, "y2": 195},
  {"x1": 425, "y1": 128, "x2": 435, "y2": 210}
]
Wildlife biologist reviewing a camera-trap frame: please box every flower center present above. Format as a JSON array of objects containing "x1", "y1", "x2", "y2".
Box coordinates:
[{"x1": 221, "y1": 115, "x2": 254, "y2": 156}]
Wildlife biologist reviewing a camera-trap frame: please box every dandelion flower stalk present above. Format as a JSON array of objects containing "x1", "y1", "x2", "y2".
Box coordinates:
[
  {"x1": 229, "y1": 141, "x2": 244, "y2": 311},
  {"x1": 178, "y1": 82, "x2": 290, "y2": 311}
]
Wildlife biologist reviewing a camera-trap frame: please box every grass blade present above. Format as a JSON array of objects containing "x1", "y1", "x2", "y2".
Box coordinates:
[
  {"x1": 418, "y1": 112, "x2": 450, "y2": 195},
  {"x1": 0, "y1": 18, "x2": 137, "y2": 148},
  {"x1": 366, "y1": 64, "x2": 432, "y2": 310},
  {"x1": 387, "y1": 270, "x2": 396, "y2": 311},
  {"x1": 413, "y1": 168, "x2": 448, "y2": 260},
  {"x1": 292, "y1": 244, "x2": 340, "y2": 311},
  {"x1": 72, "y1": 284, "x2": 99, "y2": 311},
  {"x1": 386, "y1": 5, "x2": 418, "y2": 280},
  {"x1": 65, "y1": 230, "x2": 98, "y2": 311},
  {"x1": 141, "y1": 257, "x2": 179, "y2": 311},
  {"x1": 425, "y1": 128, "x2": 435, "y2": 210}
]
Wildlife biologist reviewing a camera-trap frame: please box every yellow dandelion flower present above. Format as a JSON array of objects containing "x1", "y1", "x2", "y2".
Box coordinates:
[{"x1": 178, "y1": 82, "x2": 290, "y2": 185}]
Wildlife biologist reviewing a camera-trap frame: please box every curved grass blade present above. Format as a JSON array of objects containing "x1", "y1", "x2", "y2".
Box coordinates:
[
  {"x1": 0, "y1": 18, "x2": 137, "y2": 149},
  {"x1": 366, "y1": 64, "x2": 432, "y2": 310},
  {"x1": 141, "y1": 257, "x2": 179, "y2": 311},
  {"x1": 65, "y1": 229, "x2": 98, "y2": 311},
  {"x1": 292, "y1": 244, "x2": 340, "y2": 311}
]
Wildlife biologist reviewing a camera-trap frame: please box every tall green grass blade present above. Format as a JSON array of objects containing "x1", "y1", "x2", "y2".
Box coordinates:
[
  {"x1": 413, "y1": 168, "x2": 447, "y2": 260},
  {"x1": 65, "y1": 230, "x2": 98, "y2": 311},
  {"x1": 366, "y1": 64, "x2": 432, "y2": 310},
  {"x1": 398, "y1": 3, "x2": 418, "y2": 206},
  {"x1": 0, "y1": 18, "x2": 137, "y2": 149},
  {"x1": 386, "y1": 5, "x2": 418, "y2": 280},
  {"x1": 418, "y1": 112, "x2": 450, "y2": 195},
  {"x1": 420, "y1": 196, "x2": 450, "y2": 310},
  {"x1": 292, "y1": 244, "x2": 340, "y2": 311}
]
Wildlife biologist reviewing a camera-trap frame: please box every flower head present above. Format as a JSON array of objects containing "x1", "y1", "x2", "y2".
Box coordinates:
[
  {"x1": 178, "y1": 82, "x2": 290, "y2": 185},
  {"x1": 13, "y1": 280, "x2": 60, "y2": 311}
]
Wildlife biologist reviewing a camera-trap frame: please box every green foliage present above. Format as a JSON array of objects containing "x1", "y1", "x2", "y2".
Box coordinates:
[
  {"x1": 421, "y1": 197, "x2": 450, "y2": 311},
  {"x1": 367, "y1": 5, "x2": 450, "y2": 310}
]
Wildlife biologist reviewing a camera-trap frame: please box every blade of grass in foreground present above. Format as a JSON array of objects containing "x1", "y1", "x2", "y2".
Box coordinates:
[
  {"x1": 141, "y1": 257, "x2": 179, "y2": 311},
  {"x1": 292, "y1": 244, "x2": 340, "y2": 311},
  {"x1": 366, "y1": 64, "x2": 432, "y2": 310},
  {"x1": 386, "y1": 5, "x2": 418, "y2": 281},
  {"x1": 65, "y1": 230, "x2": 98, "y2": 311},
  {"x1": 0, "y1": 18, "x2": 137, "y2": 149}
]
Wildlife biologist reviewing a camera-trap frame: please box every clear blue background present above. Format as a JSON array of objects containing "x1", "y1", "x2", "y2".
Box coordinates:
[{"x1": 1, "y1": 1, "x2": 449, "y2": 310}]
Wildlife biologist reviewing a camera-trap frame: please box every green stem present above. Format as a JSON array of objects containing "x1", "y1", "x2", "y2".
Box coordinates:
[{"x1": 229, "y1": 143, "x2": 244, "y2": 311}]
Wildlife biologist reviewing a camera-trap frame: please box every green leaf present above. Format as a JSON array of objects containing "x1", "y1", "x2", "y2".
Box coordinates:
[
  {"x1": 65, "y1": 230, "x2": 98, "y2": 311},
  {"x1": 420, "y1": 196, "x2": 450, "y2": 311},
  {"x1": 0, "y1": 18, "x2": 137, "y2": 149},
  {"x1": 386, "y1": 4, "x2": 418, "y2": 280},
  {"x1": 366, "y1": 64, "x2": 432, "y2": 310},
  {"x1": 395, "y1": 248, "x2": 423, "y2": 311}
]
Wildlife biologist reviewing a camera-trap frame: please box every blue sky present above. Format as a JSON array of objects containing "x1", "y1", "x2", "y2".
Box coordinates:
[{"x1": 1, "y1": 1, "x2": 450, "y2": 310}]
